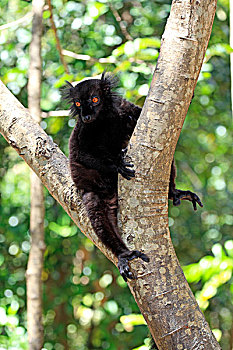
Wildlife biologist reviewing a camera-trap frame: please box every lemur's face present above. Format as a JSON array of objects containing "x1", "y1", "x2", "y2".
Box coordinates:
[
  {"x1": 71, "y1": 80, "x2": 104, "y2": 124},
  {"x1": 63, "y1": 73, "x2": 117, "y2": 124}
]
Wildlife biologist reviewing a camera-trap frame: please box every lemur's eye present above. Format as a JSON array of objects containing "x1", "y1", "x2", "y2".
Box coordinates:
[
  {"x1": 75, "y1": 101, "x2": 81, "y2": 107},
  {"x1": 92, "y1": 97, "x2": 99, "y2": 103}
]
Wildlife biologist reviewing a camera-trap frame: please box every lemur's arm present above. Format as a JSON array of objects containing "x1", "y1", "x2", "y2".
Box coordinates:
[
  {"x1": 78, "y1": 151, "x2": 135, "y2": 180},
  {"x1": 118, "y1": 98, "x2": 142, "y2": 149}
]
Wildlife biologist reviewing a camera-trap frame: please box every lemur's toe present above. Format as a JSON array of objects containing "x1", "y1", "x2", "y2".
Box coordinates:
[
  {"x1": 118, "y1": 257, "x2": 135, "y2": 281},
  {"x1": 140, "y1": 253, "x2": 150, "y2": 263},
  {"x1": 117, "y1": 250, "x2": 149, "y2": 281}
]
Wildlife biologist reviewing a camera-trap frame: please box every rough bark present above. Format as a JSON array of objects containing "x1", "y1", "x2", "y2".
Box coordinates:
[
  {"x1": 26, "y1": 0, "x2": 45, "y2": 349},
  {"x1": 0, "y1": 0, "x2": 220, "y2": 349},
  {"x1": 119, "y1": 1, "x2": 220, "y2": 349}
]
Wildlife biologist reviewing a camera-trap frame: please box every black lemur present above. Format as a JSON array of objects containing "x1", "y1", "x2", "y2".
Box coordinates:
[{"x1": 63, "y1": 72, "x2": 203, "y2": 281}]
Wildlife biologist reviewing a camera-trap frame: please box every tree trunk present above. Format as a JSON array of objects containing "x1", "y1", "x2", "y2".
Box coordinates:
[
  {"x1": 26, "y1": 0, "x2": 45, "y2": 349},
  {"x1": 0, "y1": 0, "x2": 220, "y2": 349},
  {"x1": 119, "y1": 1, "x2": 220, "y2": 349}
]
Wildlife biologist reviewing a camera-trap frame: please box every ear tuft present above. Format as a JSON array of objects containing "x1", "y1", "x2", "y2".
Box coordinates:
[
  {"x1": 60, "y1": 81, "x2": 79, "y2": 118},
  {"x1": 100, "y1": 71, "x2": 118, "y2": 93},
  {"x1": 61, "y1": 80, "x2": 75, "y2": 104}
]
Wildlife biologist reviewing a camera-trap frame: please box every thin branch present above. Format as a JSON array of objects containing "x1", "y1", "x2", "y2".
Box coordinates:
[
  {"x1": 41, "y1": 110, "x2": 69, "y2": 118},
  {"x1": 0, "y1": 12, "x2": 33, "y2": 31},
  {"x1": 62, "y1": 49, "x2": 154, "y2": 72},
  {"x1": 47, "y1": 0, "x2": 69, "y2": 74},
  {"x1": 179, "y1": 162, "x2": 203, "y2": 190},
  {"x1": 0, "y1": 5, "x2": 49, "y2": 32},
  {"x1": 62, "y1": 49, "x2": 116, "y2": 63},
  {"x1": 109, "y1": 4, "x2": 133, "y2": 41},
  {"x1": 62, "y1": 50, "x2": 92, "y2": 62}
]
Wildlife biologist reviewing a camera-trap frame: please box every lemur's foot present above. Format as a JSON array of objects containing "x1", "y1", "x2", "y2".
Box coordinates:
[
  {"x1": 117, "y1": 250, "x2": 149, "y2": 282},
  {"x1": 173, "y1": 189, "x2": 203, "y2": 211}
]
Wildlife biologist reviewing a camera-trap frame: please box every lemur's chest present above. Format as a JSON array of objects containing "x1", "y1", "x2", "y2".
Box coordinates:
[{"x1": 79, "y1": 118, "x2": 123, "y2": 155}]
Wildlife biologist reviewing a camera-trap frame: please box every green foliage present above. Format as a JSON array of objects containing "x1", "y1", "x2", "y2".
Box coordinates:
[
  {"x1": 184, "y1": 241, "x2": 233, "y2": 310},
  {"x1": 0, "y1": 0, "x2": 232, "y2": 349}
]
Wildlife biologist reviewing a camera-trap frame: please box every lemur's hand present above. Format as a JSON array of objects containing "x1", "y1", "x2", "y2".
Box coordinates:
[{"x1": 117, "y1": 150, "x2": 135, "y2": 180}]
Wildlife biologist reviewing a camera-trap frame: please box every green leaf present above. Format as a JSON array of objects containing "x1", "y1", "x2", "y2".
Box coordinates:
[{"x1": 49, "y1": 222, "x2": 77, "y2": 237}]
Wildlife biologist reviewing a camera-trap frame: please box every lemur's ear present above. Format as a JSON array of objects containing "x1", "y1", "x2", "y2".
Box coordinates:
[
  {"x1": 100, "y1": 71, "x2": 118, "y2": 94},
  {"x1": 61, "y1": 81, "x2": 79, "y2": 118},
  {"x1": 61, "y1": 80, "x2": 75, "y2": 103}
]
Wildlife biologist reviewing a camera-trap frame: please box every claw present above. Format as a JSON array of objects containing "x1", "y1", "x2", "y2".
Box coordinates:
[
  {"x1": 118, "y1": 151, "x2": 135, "y2": 180},
  {"x1": 139, "y1": 253, "x2": 150, "y2": 263},
  {"x1": 118, "y1": 166, "x2": 135, "y2": 180},
  {"x1": 123, "y1": 162, "x2": 134, "y2": 168},
  {"x1": 117, "y1": 250, "x2": 149, "y2": 281}
]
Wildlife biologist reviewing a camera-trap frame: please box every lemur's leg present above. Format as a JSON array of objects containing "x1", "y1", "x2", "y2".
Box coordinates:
[{"x1": 82, "y1": 191, "x2": 149, "y2": 281}]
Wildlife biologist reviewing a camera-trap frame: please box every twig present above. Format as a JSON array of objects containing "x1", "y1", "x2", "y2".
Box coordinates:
[
  {"x1": 109, "y1": 4, "x2": 133, "y2": 41},
  {"x1": 41, "y1": 110, "x2": 70, "y2": 118},
  {"x1": 62, "y1": 50, "x2": 92, "y2": 62},
  {"x1": 0, "y1": 12, "x2": 33, "y2": 31},
  {"x1": 62, "y1": 49, "x2": 154, "y2": 72},
  {"x1": 62, "y1": 49, "x2": 117, "y2": 63},
  {"x1": 179, "y1": 162, "x2": 202, "y2": 190},
  {"x1": 47, "y1": 0, "x2": 69, "y2": 74}
]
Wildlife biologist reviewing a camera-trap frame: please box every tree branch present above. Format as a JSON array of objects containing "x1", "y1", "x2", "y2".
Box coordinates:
[{"x1": 109, "y1": 4, "x2": 133, "y2": 41}]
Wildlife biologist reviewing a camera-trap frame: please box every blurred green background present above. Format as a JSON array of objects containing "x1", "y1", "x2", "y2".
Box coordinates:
[{"x1": 0, "y1": 0, "x2": 232, "y2": 349}]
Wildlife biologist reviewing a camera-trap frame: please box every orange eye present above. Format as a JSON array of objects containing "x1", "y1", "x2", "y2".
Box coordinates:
[
  {"x1": 75, "y1": 101, "x2": 81, "y2": 107},
  {"x1": 92, "y1": 97, "x2": 99, "y2": 103}
]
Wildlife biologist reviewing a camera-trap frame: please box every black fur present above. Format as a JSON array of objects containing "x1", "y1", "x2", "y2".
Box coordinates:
[{"x1": 63, "y1": 72, "x2": 203, "y2": 281}]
